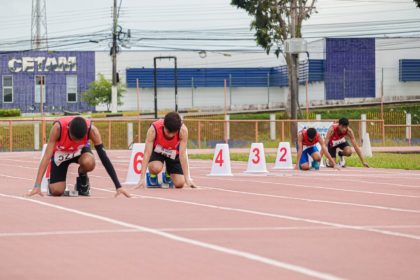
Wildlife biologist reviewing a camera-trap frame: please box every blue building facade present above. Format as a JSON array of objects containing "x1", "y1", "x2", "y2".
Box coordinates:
[
  {"x1": 325, "y1": 38, "x2": 376, "y2": 100},
  {"x1": 0, "y1": 51, "x2": 95, "y2": 113},
  {"x1": 126, "y1": 60, "x2": 325, "y2": 89}
]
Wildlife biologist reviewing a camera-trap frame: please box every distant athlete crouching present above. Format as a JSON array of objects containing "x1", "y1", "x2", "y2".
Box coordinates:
[{"x1": 296, "y1": 127, "x2": 339, "y2": 170}]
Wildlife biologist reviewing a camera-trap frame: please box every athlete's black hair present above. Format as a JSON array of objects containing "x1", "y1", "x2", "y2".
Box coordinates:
[
  {"x1": 69, "y1": 117, "x2": 88, "y2": 140},
  {"x1": 164, "y1": 112, "x2": 182, "y2": 133},
  {"x1": 338, "y1": 117, "x2": 349, "y2": 127},
  {"x1": 307, "y1": 127, "x2": 317, "y2": 140}
]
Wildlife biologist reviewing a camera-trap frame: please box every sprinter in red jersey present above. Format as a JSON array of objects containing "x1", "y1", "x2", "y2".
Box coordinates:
[
  {"x1": 136, "y1": 112, "x2": 196, "y2": 189},
  {"x1": 324, "y1": 117, "x2": 369, "y2": 168},
  {"x1": 296, "y1": 127, "x2": 338, "y2": 170},
  {"x1": 27, "y1": 116, "x2": 130, "y2": 197}
]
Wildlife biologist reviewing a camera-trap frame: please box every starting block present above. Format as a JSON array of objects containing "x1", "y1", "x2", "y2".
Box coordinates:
[{"x1": 63, "y1": 190, "x2": 79, "y2": 197}]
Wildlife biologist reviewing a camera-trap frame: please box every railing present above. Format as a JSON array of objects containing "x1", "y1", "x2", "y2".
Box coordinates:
[{"x1": 1, "y1": 118, "x2": 418, "y2": 152}]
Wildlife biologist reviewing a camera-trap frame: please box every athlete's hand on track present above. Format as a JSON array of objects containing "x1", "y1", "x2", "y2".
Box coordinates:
[
  {"x1": 294, "y1": 164, "x2": 299, "y2": 170},
  {"x1": 134, "y1": 180, "x2": 146, "y2": 190},
  {"x1": 26, "y1": 187, "x2": 43, "y2": 197},
  {"x1": 363, "y1": 162, "x2": 370, "y2": 168},
  {"x1": 186, "y1": 179, "x2": 197, "y2": 188},
  {"x1": 333, "y1": 165, "x2": 341, "y2": 171},
  {"x1": 115, "y1": 187, "x2": 131, "y2": 198}
]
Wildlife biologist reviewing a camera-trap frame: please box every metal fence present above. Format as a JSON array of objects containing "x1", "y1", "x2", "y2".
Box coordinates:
[{"x1": 1, "y1": 118, "x2": 418, "y2": 152}]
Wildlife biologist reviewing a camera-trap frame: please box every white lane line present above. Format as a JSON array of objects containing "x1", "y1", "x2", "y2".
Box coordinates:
[
  {"x1": 199, "y1": 186, "x2": 420, "y2": 214},
  {"x1": 194, "y1": 175, "x2": 420, "y2": 199},
  {"x1": 2, "y1": 160, "x2": 420, "y2": 238},
  {"x1": 1, "y1": 159, "x2": 419, "y2": 206},
  {"x1": 0, "y1": 193, "x2": 343, "y2": 280},
  {"x1": 95, "y1": 187, "x2": 420, "y2": 241},
  {"x1": 3, "y1": 161, "x2": 420, "y2": 212},
  {"x1": 2, "y1": 155, "x2": 420, "y2": 176},
  {"x1": 0, "y1": 229, "x2": 138, "y2": 237},
  {"x1": 159, "y1": 224, "x2": 420, "y2": 232},
  {"x1": 323, "y1": 177, "x2": 420, "y2": 189},
  {"x1": 3, "y1": 165, "x2": 419, "y2": 211},
  {"x1": 2, "y1": 225, "x2": 420, "y2": 237},
  {"x1": 0, "y1": 227, "x2": 337, "y2": 237}
]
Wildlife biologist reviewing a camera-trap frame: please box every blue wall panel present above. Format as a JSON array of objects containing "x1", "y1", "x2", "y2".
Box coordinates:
[
  {"x1": 325, "y1": 38, "x2": 375, "y2": 100},
  {"x1": 126, "y1": 60, "x2": 324, "y2": 89},
  {"x1": 399, "y1": 59, "x2": 420, "y2": 81}
]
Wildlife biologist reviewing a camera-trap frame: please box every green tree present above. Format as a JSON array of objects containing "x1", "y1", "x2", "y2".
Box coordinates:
[
  {"x1": 231, "y1": 0, "x2": 317, "y2": 140},
  {"x1": 82, "y1": 74, "x2": 125, "y2": 111}
]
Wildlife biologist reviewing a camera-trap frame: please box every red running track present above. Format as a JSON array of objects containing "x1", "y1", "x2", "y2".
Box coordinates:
[{"x1": 0, "y1": 150, "x2": 420, "y2": 280}]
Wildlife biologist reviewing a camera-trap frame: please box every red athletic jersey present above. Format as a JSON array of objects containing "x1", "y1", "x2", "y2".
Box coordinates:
[
  {"x1": 329, "y1": 124, "x2": 348, "y2": 147},
  {"x1": 152, "y1": 119, "x2": 180, "y2": 159},
  {"x1": 301, "y1": 129, "x2": 319, "y2": 146},
  {"x1": 54, "y1": 116, "x2": 91, "y2": 153}
]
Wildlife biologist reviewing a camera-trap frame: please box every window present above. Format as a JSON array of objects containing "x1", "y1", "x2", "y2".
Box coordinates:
[
  {"x1": 35, "y1": 75, "x2": 46, "y2": 103},
  {"x1": 66, "y1": 75, "x2": 77, "y2": 103},
  {"x1": 2, "y1": 76, "x2": 13, "y2": 103},
  {"x1": 399, "y1": 59, "x2": 420, "y2": 82}
]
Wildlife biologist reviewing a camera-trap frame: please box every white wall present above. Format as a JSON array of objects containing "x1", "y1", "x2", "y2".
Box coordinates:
[
  {"x1": 94, "y1": 38, "x2": 420, "y2": 112},
  {"x1": 375, "y1": 38, "x2": 420, "y2": 100},
  {"x1": 97, "y1": 86, "x2": 289, "y2": 112},
  {"x1": 94, "y1": 50, "x2": 291, "y2": 112}
]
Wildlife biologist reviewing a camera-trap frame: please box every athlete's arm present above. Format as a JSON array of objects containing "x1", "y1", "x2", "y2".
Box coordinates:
[
  {"x1": 348, "y1": 128, "x2": 369, "y2": 168},
  {"x1": 136, "y1": 126, "x2": 155, "y2": 189},
  {"x1": 27, "y1": 123, "x2": 60, "y2": 196},
  {"x1": 89, "y1": 125, "x2": 131, "y2": 197},
  {"x1": 295, "y1": 133, "x2": 303, "y2": 170},
  {"x1": 179, "y1": 125, "x2": 196, "y2": 188},
  {"x1": 319, "y1": 137, "x2": 339, "y2": 170},
  {"x1": 321, "y1": 127, "x2": 334, "y2": 159}
]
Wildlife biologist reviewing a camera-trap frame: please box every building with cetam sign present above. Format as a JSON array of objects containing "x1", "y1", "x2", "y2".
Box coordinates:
[{"x1": 0, "y1": 51, "x2": 95, "y2": 113}]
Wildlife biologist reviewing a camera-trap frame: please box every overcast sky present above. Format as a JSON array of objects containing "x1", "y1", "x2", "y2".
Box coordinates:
[{"x1": 0, "y1": 0, "x2": 419, "y2": 51}]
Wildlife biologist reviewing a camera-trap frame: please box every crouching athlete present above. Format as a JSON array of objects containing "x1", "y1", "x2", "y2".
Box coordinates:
[
  {"x1": 136, "y1": 112, "x2": 196, "y2": 189},
  {"x1": 27, "y1": 116, "x2": 130, "y2": 197},
  {"x1": 296, "y1": 127, "x2": 339, "y2": 171}
]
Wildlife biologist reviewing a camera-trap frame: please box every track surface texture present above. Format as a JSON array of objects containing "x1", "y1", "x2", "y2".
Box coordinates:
[{"x1": 1, "y1": 150, "x2": 419, "y2": 280}]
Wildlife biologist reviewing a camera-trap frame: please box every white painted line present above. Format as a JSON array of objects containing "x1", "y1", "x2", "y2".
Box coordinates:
[
  {"x1": 200, "y1": 186, "x2": 420, "y2": 214},
  {"x1": 2, "y1": 225, "x2": 420, "y2": 237},
  {"x1": 0, "y1": 229, "x2": 137, "y2": 237},
  {"x1": 95, "y1": 188, "x2": 420, "y2": 241},
  {"x1": 0, "y1": 193, "x2": 343, "y2": 280},
  {"x1": 2, "y1": 160, "x2": 420, "y2": 241},
  {"x1": 194, "y1": 175, "x2": 420, "y2": 199},
  {"x1": 326, "y1": 177, "x2": 420, "y2": 189}
]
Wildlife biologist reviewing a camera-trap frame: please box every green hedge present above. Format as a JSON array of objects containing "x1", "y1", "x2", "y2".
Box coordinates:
[{"x1": 0, "y1": 109, "x2": 21, "y2": 117}]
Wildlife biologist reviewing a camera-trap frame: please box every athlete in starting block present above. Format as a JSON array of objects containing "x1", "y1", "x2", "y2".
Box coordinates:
[
  {"x1": 135, "y1": 112, "x2": 196, "y2": 189},
  {"x1": 295, "y1": 127, "x2": 339, "y2": 170},
  {"x1": 324, "y1": 118, "x2": 369, "y2": 168},
  {"x1": 27, "y1": 116, "x2": 131, "y2": 197}
]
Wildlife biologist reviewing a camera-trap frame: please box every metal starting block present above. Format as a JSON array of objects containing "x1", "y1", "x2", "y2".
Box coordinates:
[{"x1": 63, "y1": 190, "x2": 79, "y2": 197}]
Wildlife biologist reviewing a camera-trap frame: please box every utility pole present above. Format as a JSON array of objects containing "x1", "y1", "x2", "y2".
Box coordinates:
[
  {"x1": 31, "y1": 0, "x2": 48, "y2": 50},
  {"x1": 290, "y1": 0, "x2": 298, "y2": 141},
  {"x1": 111, "y1": 0, "x2": 118, "y2": 113}
]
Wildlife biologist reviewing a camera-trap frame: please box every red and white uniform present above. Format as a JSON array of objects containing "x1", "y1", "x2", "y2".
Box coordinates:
[
  {"x1": 53, "y1": 116, "x2": 91, "y2": 166},
  {"x1": 329, "y1": 124, "x2": 348, "y2": 147},
  {"x1": 152, "y1": 119, "x2": 180, "y2": 159},
  {"x1": 301, "y1": 129, "x2": 320, "y2": 147}
]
